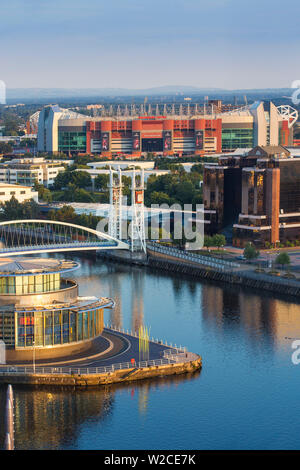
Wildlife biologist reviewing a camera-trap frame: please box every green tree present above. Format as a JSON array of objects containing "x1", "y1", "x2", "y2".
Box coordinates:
[
  {"x1": 275, "y1": 252, "x2": 291, "y2": 268},
  {"x1": 49, "y1": 205, "x2": 102, "y2": 229},
  {"x1": 243, "y1": 242, "x2": 260, "y2": 260},
  {"x1": 212, "y1": 234, "x2": 226, "y2": 248},
  {"x1": 52, "y1": 171, "x2": 68, "y2": 190},
  {"x1": 204, "y1": 235, "x2": 212, "y2": 249},
  {"x1": 53, "y1": 170, "x2": 91, "y2": 190},
  {"x1": 174, "y1": 180, "x2": 195, "y2": 205},
  {"x1": 49, "y1": 205, "x2": 77, "y2": 224},
  {"x1": 0, "y1": 196, "x2": 40, "y2": 220},
  {"x1": 33, "y1": 182, "x2": 52, "y2": 203},
  {"x1": 190, "y1": 163, "x2": 204, "y2": 175},
  {"x1": 94, "y1": 174, "x2": 109, "y2": 191},
  {"x1": 0, "y1": 142, "x2": 13, "y2": 154},
  {"x1": 71, "y1": 171, "x2": 92, "y2": 189},
  {"x1": 149, "y1": 191, "x2": 172, "y2": 205}
]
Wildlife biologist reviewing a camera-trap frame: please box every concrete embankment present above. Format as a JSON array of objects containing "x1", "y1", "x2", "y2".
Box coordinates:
[
  {"x1": 98, "y1": 249, "x2": 148, "y2": 266},
  {"x1": 99, "y1": 245, "x2": 300, "y2": 297},
  {"x1": 147, "y1": 249, "x2": 300, "y2": 298},
  {"x1": 0, "y1": 356, "x2": 202, "y2": 387}
]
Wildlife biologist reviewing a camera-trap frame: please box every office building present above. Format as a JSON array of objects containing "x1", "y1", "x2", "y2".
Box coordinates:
[
  {"x1": 203, "y1": 145, "x2": 300, "y2": 247},
  {"x1": 0, "y1": 183, "x2": 38, "y2": 203},
  {"x1": 0, "y1": 258, "x2": 113, "y2": 361},
  {"x1": 0, "y1": 157, "x2": 65, "y2": 188}
]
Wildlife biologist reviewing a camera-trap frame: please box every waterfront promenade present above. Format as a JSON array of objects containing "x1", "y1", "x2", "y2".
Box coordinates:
[
  {"x1": 146, "y1": 243, "x2": 300, "y2": 298},
  {"x1": 0, "y1": 327, "x2": 201, "y2": 387}
]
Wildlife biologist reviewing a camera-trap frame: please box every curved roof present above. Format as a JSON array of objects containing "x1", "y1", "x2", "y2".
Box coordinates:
[{"x1": 0, "y1": 257, "x2": 79, "y2": 276}]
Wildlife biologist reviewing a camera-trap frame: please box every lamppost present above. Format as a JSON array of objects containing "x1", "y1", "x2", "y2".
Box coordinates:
[{"x1": 33, "y1": 340, "x2": 35, "y2": 373}]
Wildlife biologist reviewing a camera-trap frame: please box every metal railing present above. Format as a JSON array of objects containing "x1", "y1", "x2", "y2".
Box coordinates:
[
  {"x1": 147, "y1": 242, "x2": 241, "y2": 271},
  {"x1": 0, "y1": 241, "x2": 118, "y2": 253},
  {"x1": 0, "y1": 355, "x2": 193, "y2": 377},
  {"x1": 0, "y1": 325, "x2": 194, "y2": 377},
  {"x1": 105, "y1": 324, "x2": 187, "y2": 351}
]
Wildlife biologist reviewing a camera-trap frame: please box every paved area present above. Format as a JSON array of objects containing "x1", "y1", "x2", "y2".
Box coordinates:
[
  {"x1": 259, "y1": 250, "x2": 300, "y2": 270},
  {"x1": 3, "y1": 329, "x2": 176, "y2": 369}
]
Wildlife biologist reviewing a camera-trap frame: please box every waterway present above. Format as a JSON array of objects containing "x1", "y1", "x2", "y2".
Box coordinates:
[{"x1": 1, "y1": 254, "x2": 300, "y2": 450}]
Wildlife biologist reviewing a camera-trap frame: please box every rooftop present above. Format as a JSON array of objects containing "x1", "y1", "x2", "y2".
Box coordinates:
[
  {"x1": 0, "y1": 183, "x2": 34, "y2": 190},
  {"x1": 15, "y1": 296, "x2": 114, "y2": 313},
  {"x1": 0, "y1": 257, "x2": 79, "y2": 276}
]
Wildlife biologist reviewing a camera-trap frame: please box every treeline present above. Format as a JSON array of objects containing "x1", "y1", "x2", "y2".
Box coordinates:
[
  {"x1": 203, "y1": 234, "x2": 226, "y2": 249},
  {"x1": 0, "y1": 196, "x2": 40, "y2": 220},
  {"x1": 144, "y1": 170, "x2": 203, "y2": 207},
  {"x1": 48, "y1": 205, "x2": 102, "y2": 229},
  {"x1": 0, "y1": 142, "x2": 13, "y2": 154},
  {"x1": 37, "y1": 157, "x2": 215, "y2": 207},
  {"x1": 0, "y1": 196, "x2": 102, "y2": 230},
  {"x1": 0, "y1": 109, "x2": 24, "y2": 136}
]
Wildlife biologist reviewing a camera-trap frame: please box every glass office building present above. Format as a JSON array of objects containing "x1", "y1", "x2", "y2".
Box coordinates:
[{"x1": 0, "y1": 258, "x2": 113, "y2": 360}]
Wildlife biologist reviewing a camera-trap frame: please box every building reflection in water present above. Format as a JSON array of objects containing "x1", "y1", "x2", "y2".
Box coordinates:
[
  {"x1": 131, "y1": 269, "x2": 144, "y2": 333},
  {"x1": 108, "y1": 269, "x2": 123, "y2": 329},
  {"x1": 0, "y1": 386, "x2": 113, "y2": 450},
  {"x1": 0, "y1": 371, "x2": 200, "y2": 450},
  {"x1": 200, "y1": 282, "x2": 300, "y2": 349}
]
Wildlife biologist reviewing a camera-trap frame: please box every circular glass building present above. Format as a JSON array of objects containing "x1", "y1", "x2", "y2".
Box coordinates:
[{"x1": 0, "y1": 257, "x2": 113, "y2": 361}]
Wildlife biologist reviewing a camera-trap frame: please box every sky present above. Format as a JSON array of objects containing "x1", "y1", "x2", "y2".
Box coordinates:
[{"x1": 0, "y1": 0, "x2": 300, "y2": 90}]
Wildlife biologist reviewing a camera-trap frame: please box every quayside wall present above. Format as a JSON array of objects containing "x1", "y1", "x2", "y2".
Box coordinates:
[
  {"x1": 0, "y1": 357, "x2": 202, "y2": 387},
  {"x1": 147, "y1": 249, "x2": 300, "y2": 298}
]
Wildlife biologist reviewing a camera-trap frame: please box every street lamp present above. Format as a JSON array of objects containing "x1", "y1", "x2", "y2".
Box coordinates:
[{"x1": 33, "y1": 340, "x2": 35, "y2": 373}]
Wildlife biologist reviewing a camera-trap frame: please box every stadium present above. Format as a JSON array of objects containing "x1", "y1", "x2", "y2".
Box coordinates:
[{"x1": 37, "y1": 101, "x2": 297, "y2": 157}]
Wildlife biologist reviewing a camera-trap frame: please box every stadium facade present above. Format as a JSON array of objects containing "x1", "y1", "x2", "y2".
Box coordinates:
[{"x1": 37, "y1": 102, "x2": 297, "y2": 157}]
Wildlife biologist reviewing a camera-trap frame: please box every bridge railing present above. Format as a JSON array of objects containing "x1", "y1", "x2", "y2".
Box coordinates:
[
  {"x1": 0, "y1": 220, "x2": 128, "y2": 253},
  {"x1": 0, "y1": 241, "x2": 118, "y2": 253},
  {"x1": 147, "y1": 241, "x2": 241, "y2": 270}
]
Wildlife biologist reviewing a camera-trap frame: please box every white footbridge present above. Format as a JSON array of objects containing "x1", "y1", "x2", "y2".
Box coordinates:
[{"x1": 0, "y1": 219, "x2": 129, "y2": 257}]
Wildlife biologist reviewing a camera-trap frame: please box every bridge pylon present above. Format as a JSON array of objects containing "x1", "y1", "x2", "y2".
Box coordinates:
[
  {"x1": 129, "y1": 166, "x2": 146, "y2": 253},
  {"x1": 108, "y1": 166, "x2": 146, "y2": 253},
  {"x1": 108, "y1": 166, "x2": 123, "y2": 242}
]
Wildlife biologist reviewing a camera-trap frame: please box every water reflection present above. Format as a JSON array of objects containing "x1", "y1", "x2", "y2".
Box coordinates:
[
  {"x1": 66, "y1": 255, "x2": 300, "y2": 349},
  {"x1": 0, "y1": 371, "x2": 201, "y2": 450},
  {"x1": 27, "y1": 254, "x2": 300, "y2": 450},
  {"x1": 201, "y1": 281, "x2": 300, "y2": 348},
  {"x1": 131, "y1": 270, "x2": 144, "y2": 333},
  {"x1": 0, "y1": 386, "x2": 113, "y2": 450}
]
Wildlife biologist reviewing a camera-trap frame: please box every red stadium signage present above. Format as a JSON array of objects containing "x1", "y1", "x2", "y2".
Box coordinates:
[{"x1": 135, "y1": 190, "x2": 143, "y2": 204}]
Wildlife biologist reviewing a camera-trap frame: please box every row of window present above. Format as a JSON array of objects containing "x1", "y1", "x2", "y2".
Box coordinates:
[
  {"x1": 0, "y1": 307, "x2": 104, "y2": 347},
  {"x1": 0, "y1": 274, "x2": 61, "y2": 295}
]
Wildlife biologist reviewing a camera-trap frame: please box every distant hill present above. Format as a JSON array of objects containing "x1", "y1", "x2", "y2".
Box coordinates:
[
  {"x1": 6, "y1": 86, "x2": 223, "y2": 100},
  {"x1": 4, "y1": 86, "x2": 294, "y2": 104}
]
